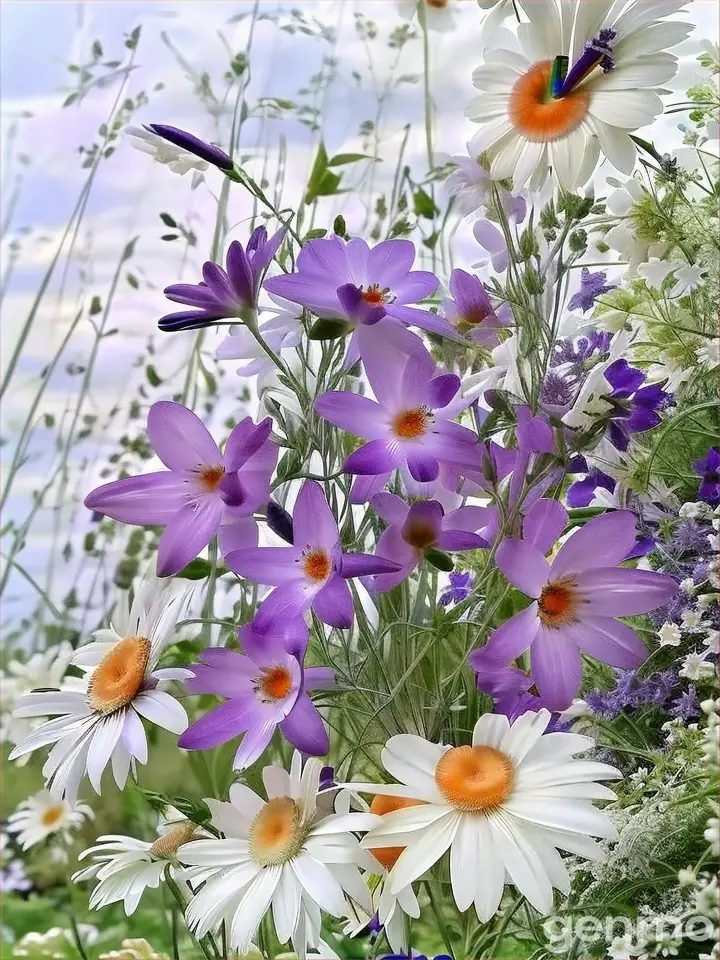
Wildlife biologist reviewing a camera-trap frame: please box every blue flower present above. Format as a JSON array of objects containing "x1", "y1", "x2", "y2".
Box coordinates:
[{"x1": 567, "y1": 267, "x2": 617, "y2": 313}]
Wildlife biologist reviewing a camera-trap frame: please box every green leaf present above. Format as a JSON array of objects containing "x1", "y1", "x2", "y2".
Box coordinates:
[
  {"x1": 333, "y1": 215, "x2": 347, "y2": 237},
  {"x1": 302, "y1": 228, "x2": 328, "y2": 242},
  {"x1": 160, "y1": 212, "x2": 177, "y2": 228},
  {"x1": 146, "y1": 364, "x2": 162, "y2": 387},
  {"x1": 89, "y1": 295, "x2": 102, "y2": 316},
  {"x1": 308, "y1": 317, "x2": 351, "y2": 341},
  {"x1": 305, "y1": 140, "x2": 329, "y2": 203},
  {"x1": 425, "y1": 548, "x2": 454, "y2": 572},
  {"x1": 327, "y1": 152, "x2": 377, "y2": 166},
  {"x1": 413, "y1": 187, "x2": 437, "y2": 219},
  {"x1": 176, "y1": 558, "x2": 213, "y2": 580}
]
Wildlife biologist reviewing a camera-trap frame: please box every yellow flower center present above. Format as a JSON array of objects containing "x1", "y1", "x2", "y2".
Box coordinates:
[
  {"x1": 392, "y1": 408, "x2": 430, "y2": 440},
  {"x1": 197, "y1": 464, "x2": 226, "y2": 492},
  {"x1": 538, "y1": 580, "x2": 577, "y2": 627},
  {"x1": 369, "y1": 795, "x2": 426, "y2": 870},
  {"x1": 149, "y1": 821, "x2": 199, "y2": 858},
  {"x1": 302, "y1": 549, "x2": 331, "y2": 582},
  {"x1": 256, "y1": 665, "x2": 293, "y2": 702},
  {"x1": 509, "y1": 60, "x2": 591, "y2": 142},
  {"x1": 248, "y1": 798, "x2": 307, "y2": 866},
  {"x1": 87, "y1": 636, "x2": 151, "y2": 715},
  {"x1": 41, "y1": 805, "x2": 66, "y2": 828},
  {"x1": 435, "y1": 745, "x2": 514, "y2": 813},
  {"x1": 426, "y1": 0, "x2": 449, "y2": 7}
]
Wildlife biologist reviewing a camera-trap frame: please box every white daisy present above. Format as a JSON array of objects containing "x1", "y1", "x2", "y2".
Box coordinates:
[
  {"x1": 73, "y1": 808, "x2": 201, "y2": 916},
  {"x1": 177, "y1": 752, "x2": 379, "y2": 955},
  {"x1": 124, "y1": 125, "x2": 208, "y2": 176},
  {"x1": 6, "y1": 790, "x2": 93, "y2": 851},
  {"x1": 467, "y1": 0, "x2": 692, "y2": 190},
  {"x1": 8, "y1": 576, "x2": 193, "y2": 804},
  {"x1": 353, "y1": 709, "x2": 620, "y2": 920}
]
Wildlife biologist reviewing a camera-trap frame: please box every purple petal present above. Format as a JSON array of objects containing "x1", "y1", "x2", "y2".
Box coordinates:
[
  {"x1": 218, "y1": 514, "x2": 258, "y2": 558},
  {"x1": 605, "y1": 359, "x2": 645, "y2": 397},
  {"x1": 253, "y1": 581, "x2": 315, "y2": 629},
  {"x1": 186, "y1": 661, "x2": 254, "y2": 698},
  {"x1": 471, "y1": 602, "x2": 539, "y2": 666},
  {"x1": 224, "y1": 416, "x2": 274, "y2": 471},
  {"x1": 312, "y1": 573, "x2": 353, "y2": 628},
  {"x1": 367, "y1": 239, "x2": 416, "y2": 287},
  {"x1": 293, "y1": 480, "x2": 339, "y2": 552},
  {"x1": 436, "y1": 530, "x2": 486, "y2": 551},
  {"x1": 157, "y1": 497, "x2": 224, "y2": 576},
  {"x1": 355, "y1": 319, "x2": 427, "y2": 407},
  {"x1": 340, "y1": 552, "x2": 402, "y2": 578},
  {"x1": 443, "y1": 505, "x2": 489, "y2": 534},
  {"x1": 225, "y1": 241, "x2": 254, "y2": 306},
  {"x1": 625, "y1": 408, "x2": 661, "y2": 434},
  {"x1": 147, "y1": 401, "x2": 221, "y2": 471},
  {"x1": 249, "y1": 227, "x2": 286, "y2": 275},
  {"x1": 336, "y1": 283, "x2": 385, "y2": 325},
  {"x1": 530, "y1": 626, "x2": 582, "y2": 711},
  {"x1": 315, "y1": 392, "x2": 387, "y2": 440},
  {"x1": 295, "y1": 235, "x2": 348, "y2": 280},
  {"x1": 607, "y1": 421, "x2": 630, "y2": 451},
  {"x1": 575, "y1": 567, "x2": 679, "y2": 616},
  {"x1": 178, "y1": 699, "x2": 257, "y2": 750},
  {"x1": 201, "y1": 261, "x2": 237, "y2": 308},
  {"x1": 158, "y1": 309, "x2": 220, "y2": 332},
  {"x1": 574, "y1": 616, "x2": 647, "y2": 669},
  {"x1": 371, "y1": 492, "x2": 410, "y2": 527},
  {"x1": 427, "y1": 374, "x2": 461, "y2": 410},
  {"x1": 240, "y1": 617, "x2": 308, "y2": 665},
  {"x1": 496, "y1": 540, "x2": 549, "y2": 597},
  {"x1": 84, "y1": 472, "x2": 188, "y2": 525},
  {"x1": 344, "y1": 439, "x2": 401, "y2": 476},
  {"x1": 280, "y1": 693, "x2": 329, "y2": 756},
  {"x1": 304, "y1": 667, "x2": 336, "y2": 690},
  {"x1": 234, "y1": 718, "x2": 277, "y2": 769},
  {"x1": 371, "y1": 527, "x2": 416, "y2": 593},
  {"x1": 391, "y1": 270, "x2": 440, "y2": 305},
  {"x1": 516, "y1": 407, "x2": 554, "y2": 454},
  {"x1": 549, "y1": 510, "x2": 638, "y2": 578},
  {"x1": 406, "y1": 452, "x2": 440, "y2": 483},
  {"x1": 385, "y1": 303, "x2": 462, "y2": 341},
  {"x1": 148, "y1": 124, "x2": 234, "y2": 171},
  {"x1": 402, "y1": 499, "x2": 443, "y2": 542},
  {"x1": 350, "y1": 473, "x2": 391, "y2": 504},
  {"x1": 522, "y1": 499, "x2": 567, "y2": 555},
  {"x1": 164, "y1": 283, "x2": 221, "y2": 308},
  {"x1": 263, "y1": 273, "x2": 345, "y2": 318},
  {"x1": 225, "y1": 546, "x2": 302, "y2": 584}
]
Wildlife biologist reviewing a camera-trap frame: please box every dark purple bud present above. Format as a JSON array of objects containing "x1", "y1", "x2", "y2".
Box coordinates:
[
  {"x1": 147, "y1": 124, "x2": 235, "y2": 172},
  {"x1": 266, "y1": 499, "x2": 294, "y2": 544}
]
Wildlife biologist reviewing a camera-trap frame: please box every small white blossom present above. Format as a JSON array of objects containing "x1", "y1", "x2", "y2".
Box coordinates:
[
  {"x1": 697, "y1": 592, "x2": 718, "y2": 611},
  {"x1": 678, "y1": 866, "x2": 697, "y2": 887},
  {"x1": 679, "y1": 502, "x2": 712, "y2": 520},
  {"x1": 708, "y1": 534, "x2": 719, "y2": 551},
  {"x1": 697, "y1": 340, "x2": 720, "y2": 371},
  {"x1": 703, "y1": 629, "x2": 720, "y2": 655},
  {"x1": 669, "y1": 263, "x2": 705, "y2": 298},
  {"x1": 637, "y1": 258, "x2": 678, "y2": 290},
  {"x1": 703, "y1": 811, "x2": 720, "y2": 857},
  {"x1": 681, "y1": 608, "x2": 706, "y2": 631},
  {"x1": 658, "y1": 622, "x2": 682, "y2": 647},
  {"x1": 680, "y1": 578, "x2": 696, "y2": 595},
  {"x1": 695, "y1": 873, "x2": 719, "y2": 915},
  {"x1": 124, "y1": 126, "x2": 208, "y2": 177},
  {"x1": 680, "y1": 650, "x2": 715, "y2": 681}
]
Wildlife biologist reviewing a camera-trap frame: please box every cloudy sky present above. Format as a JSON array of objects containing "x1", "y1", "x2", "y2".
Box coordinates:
[{"x1": 0, "y1": 0, "x2": 714, "y2": 634}]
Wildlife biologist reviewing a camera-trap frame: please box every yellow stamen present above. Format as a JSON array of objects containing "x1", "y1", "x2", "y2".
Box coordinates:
[
  {"x1": 257, "y1": 665, "x2": 293, "y2": 702},
  {"x1": 302, "y1": 549, "x2": 331, "y2": 582},
  {"x1": 87, "y1": 636, "x2": 151, "y2": 715},
  {"x1": 435, "y1": 745, "x2": 514, "y2": 812},
  {"x1": 361, "y1": 284, "x2": 388, "y2": 305},
  {"x1": 538, "y1": 580, "x2": 577, "y2": 627},
  {"x1": 369, "y1": 795, "x2": 425, "y2": 870},
  {"x1": 392, "y1": 408, "x2": 430, "y2": 440},
  {"x1": 197, "y1": 464, "x2": 225, "y2": 492},
  {"x1": 248, "y1": 797, "x2": 307, "y2": 866},
  {"x1": 41, "y1": 805, "x2": 66, "y2": 828},
  {"x1": 509, "y1": 61, "x2": 590, "y2": 142}
]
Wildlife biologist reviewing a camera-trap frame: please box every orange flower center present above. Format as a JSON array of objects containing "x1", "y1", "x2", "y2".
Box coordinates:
[
  {"x1": 149, "y1": 821, "x2": 198, "y2": 858},
  {"x1": 369, "y1": 795, "x2": 425, "y2": 870},
  {"x1": 392, "y1": 408, "x2": 430, "y2": 440},
  {"x1": 41, "y1": 805, "x2": 66, "y2": 828},
  {"x1": 197, "y1": 464, "x2": 225, "y2": 492},
  {"x1": 256, "y1": 664, "x2": 293, "y2": 702},
  {"x1": 538, "y1": 580, "x2": 577, "y2": 627},
  {"x1": 302, "y1": 549, "x2": 331, "y2": 582},
  {"x1": 362, "y1": 284, "x2": 389, "y2": 305},
  {"x1": 426, "y1": 0, "x2": 449, "y2": 6},
  {"x1": 87, "y1": 636, "x2": 151, "y2": 715},
  {"x1": 509, "y1": 60, "x2": 591, "y2": 143},
  {"x1": 435, "y1": 745, "x2": 514, "y2": 812},
  {"x1": 248, "y1": 797, "x2": 307, "y2": 866},
  {"x1": 404, "y1": 521, "x2": 438, "y2": 552}
]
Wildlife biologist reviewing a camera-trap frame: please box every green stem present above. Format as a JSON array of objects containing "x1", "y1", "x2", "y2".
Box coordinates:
[{"x1": 425, "y1": 880, "x2": 457, "y2": 958}]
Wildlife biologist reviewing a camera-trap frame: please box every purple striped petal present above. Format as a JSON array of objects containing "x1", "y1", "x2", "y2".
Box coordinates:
[
  {"x1": 574, "y1": 616, "x2": 647, "y2": 669},
  {"x1": 312, "y1": 573, "x2": 353, "y2": 628},
  {"x1": 530, "y1": 626, "x2": 582, "y2": 711},
  {"x1": 224, "y1": 417, "x2": 273, "y2": 471},
  {"x1": 201, "y1": 261, "x2": 237, "y2": 307},
  {"x1": 371, "y1": 493, "x2": 410, "y2": 527},
  {"x1": 350, "y1": 473, "x2": 390, "y2": 504},
  {"x1": 496, "y1": 540, "x2": 549, "y2": 597},
  {"x1": 242, "y1": 617, "x2": 308, "y2": 664},
  {"x1": 225, "y1": 241, "x2": 254, "y2": 306},
  {"x1": 315, "y1": 391, "x2": 387, "y2": 440},
  {"x1": 163, "y1": 283, "x2": 220, "y2": 308},
  {"x1": 427, "y1": 374, "x2": 461, "y2": 410},
  {"x1": 575, "y1": 567, "x2": 679, "y2": 616},
  {"x1": 293, "y1": 480, "x2": 339, "y2": 553},
  {"x1": 224, "y1": 546, "x2": 303, "y2": 584},
  {"x1": 436, "y1": 530, "x2": 486, "y2": 551},
  {"x1": 157, "y1": 497, "x2": 224, "y2": 577},
  {"x1": 280, "y1": 693, "x2": 329, "y2": 756},
  {"x1": 158, "y1": 309, "x2": 221, "y2": 332},
  {"x1": 471, "y1": 602, "x2": 539, "y2": 666},
  {"x1": 186, "y1": 661, "x2": 254, "y2": 698},
  {"x1": 344, "y1": 439, "x2": 401, "y2": 476},
  {"x1": 367, "y1": 239, "x2": 416, "y2": 287},
  {"x1": 549, "y1": 510, "x2": 639, "y2": 578},
  {"x1": 371, "y1": 527, "x2": 416, "y2": 593},
  {"x1": 84, "y1": 472, "x2": 188, "y2": 525},
  {"x1": 234, "y1": 717, "x2": 277, "y2": 769},
  {"x1": 406, "y1": 452, "x2": 440, "y2": 483},
  {"x1": 148, "y1": 401, "x2": 221, "y2": 471},
  {"x1": 178, "y1": 698, "x2": 258, "y2": 750},
  {"x1": 522, "y1": 499, "x2": 568, "y2": 556},
  {"x1": 339, "y1": 552, "x2": 402, "y2": 578}
]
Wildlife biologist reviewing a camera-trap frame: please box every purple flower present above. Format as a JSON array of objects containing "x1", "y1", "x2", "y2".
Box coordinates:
[
  {"x1": 0, "y1": 858, "x2": 32, "y2": 894},
  {"x1": 670, "y1": 685, "x2": 700, "y2": 721},
  {"x1": 160, "y1": 227, "x2": 286, "y2": 331},
  {"x1": 179, "y1": 616, "x2": 334, "y2": 768},
  {"x1": 567, "y1": 468, "x2": 617, "y2": 508},
  {"x1": 367, "y1": 495, "x2": 489, "y2": 592},
  {"x1": 84, "y1": 401, "x2": 277, "y2": 577},
  {"x1": 552, "y1": 331, "x2": 612, "y2": 369},
  {"x1": 225, "y1": 479, "x2": 400, "y2": 629},
  {"x1": 315, "y1": 338, "x2": 480, "y2": 483},
  {"x1": 440, "y1": 570, "x2": 473, "y2": 606},
  {"x1": 694, "y1": 447, "x2": 720, "y2": 504},
  {"x1": 263, "y1": 236, "x2": 459, "y2": 350},
  {"x1": 539, "y1": 369, "x2": 578, "y2": 413},
  {"x1": 479, "y1": 499, "x2": 678, "y2": 709},
  {"x1": 567, "y1": 268, "x2": 617, "y2": 313},
  {"x1": 145, "y1": 123, "x2": 235, "y2": 171},
  {"x1": 442, "y1": 269, "x2": 507, "y2": 346},
  {"x1": 604, "y1": 359, "x2": 674, "y2": 451},
  {"x1": 469, "y1": 658, "x2": 564, "y2": 727}
]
